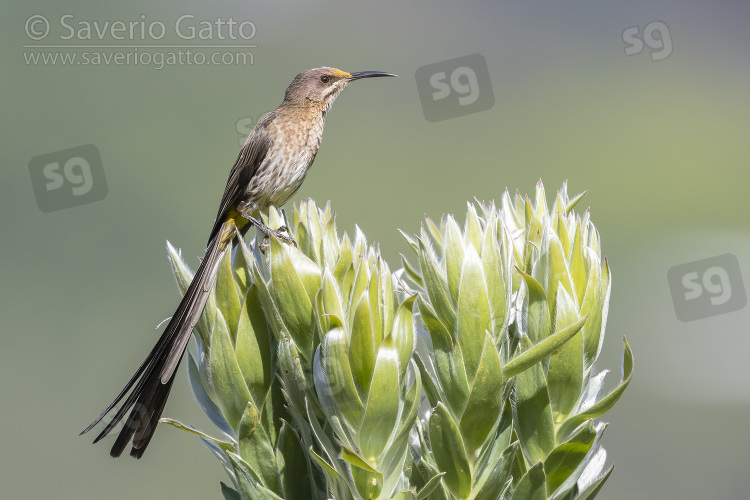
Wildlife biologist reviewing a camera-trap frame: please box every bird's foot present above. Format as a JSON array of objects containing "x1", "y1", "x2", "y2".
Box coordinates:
[
  {"x1": 259, "y1": 225, "x2": 297, "y2": 254},
  {"x1": 240, "y1": 213, "x2": 297, "y2": 253}
]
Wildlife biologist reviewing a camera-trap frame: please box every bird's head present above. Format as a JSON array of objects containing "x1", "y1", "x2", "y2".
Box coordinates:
[{"x1": 283, "y1": 67, "x2": 397, "y2": 113}]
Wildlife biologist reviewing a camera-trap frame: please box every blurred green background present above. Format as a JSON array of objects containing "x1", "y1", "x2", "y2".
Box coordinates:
[{"x1": 3, "y1": 1, "x2": 750, "y2": 498}]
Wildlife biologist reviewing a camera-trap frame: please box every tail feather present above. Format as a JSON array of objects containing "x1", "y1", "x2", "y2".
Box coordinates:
[{"x1": 82, "y1": 230, "x2": 228, "y2": 458}]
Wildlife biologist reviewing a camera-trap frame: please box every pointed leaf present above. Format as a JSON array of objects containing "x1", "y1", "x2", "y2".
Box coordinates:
[
  {"x1": 516, "y1": 268, "x2": 551, "y2": 344},
  {"x1": 511, "y1": 461, "x2": 547, "y2": 500},
  {"x1": 167, "y1": 241, "x2": 216, "y2": 349},
  {"x1": 444, "y1": 215, "x2": 465, "y2": 305},
  {"x1": 429, "y1": 402, "x2": 471, "y2": 499},
  {"x1": 514, "y1": 336, "x2": 555, "y2": 465},
  {"x1": 456, "y1": 245, "x2": 492, "y2": 382},
  {"x1": 350, "y1": 291, "x2": 376, "y2": 394},
  {"x1": 319, "y1": 327, "x2": 364, "y2": 427},
  {"x1": 419, "y1": 239, "x2": 456, "y2": 330},
  {"x1": 208, "y1": 310, "x2": 253, "y2": 431},
  {"x1": 392, "y1": 295, "x2": 417, "y2": 379},
  {"x1": 459, "y1": 333, "x2": 503, "y2": 457},
  {"x1": 276, "y1": 421, "x2": 314, "y2": 500},
  {"x1": 575, "y1": 464, "x2": 614, "y2": 500},
  {"x1": 558, "y1": 338, "x2": 633, "y2": 439},
  {"x1": 268, "y1": 237, "x2": 321, "y2": 360},
  {"x1": 360, "y1": 335, "x2": 400, "y2": 463},
  {"x1": 547, "y1": 287, "x2": 583, "y2": 421},
  {"x1": 216, "y1": 248, "x2": 242, "y2": 342},
  {"x1": 235, "y1": 286, "x2": 273, "y2": 406},
  {"x1": 220, "y1": 482, "x2": 242, "y2": 500},
  {"x1": 342, "y1": 446, "x2": 385, "y2": 500},
  {"x1": 543, "y1": 421, "x2": 596, "y2": 494},
  {"x1": 186, "y1": 349, "x2": 234, "y2": 437},
  {"x1": 238, "y1": 402, "x2": 282, "y2": 495},
  {"x1": 503, "y1": 315, "x2": 588, "y2": 380},
  {"x1": 160, "y1": 418, "x2": 233, "y2": 453}
]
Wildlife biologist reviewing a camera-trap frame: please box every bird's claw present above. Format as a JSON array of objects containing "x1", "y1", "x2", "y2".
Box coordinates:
[{"x1": 259, "y1": 225, "x2": 297, "y2": 254}]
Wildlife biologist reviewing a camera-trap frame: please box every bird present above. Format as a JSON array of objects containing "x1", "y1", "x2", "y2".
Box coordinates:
[{"x1": 81, "y1": 67, "x2": 397, "y2": 458}]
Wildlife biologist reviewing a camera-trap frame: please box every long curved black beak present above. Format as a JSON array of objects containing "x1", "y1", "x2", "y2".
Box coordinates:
[{"x1": 347, "y1": 71, "x2": 398, "y2": 81}]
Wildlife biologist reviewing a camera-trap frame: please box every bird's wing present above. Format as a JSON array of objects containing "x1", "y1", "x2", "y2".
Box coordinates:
[{"x1": 207, "y1": 112, "x2": 275, "y2": 244}]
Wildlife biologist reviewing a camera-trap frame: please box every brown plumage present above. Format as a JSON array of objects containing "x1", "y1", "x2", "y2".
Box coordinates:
[{"x1": 81, "y1": 67, "x2": 396, "y2": 458}]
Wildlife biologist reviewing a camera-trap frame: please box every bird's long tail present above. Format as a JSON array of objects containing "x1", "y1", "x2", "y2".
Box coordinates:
[{"x1": 81, "y1": 223, "x2": 234, "y2": 458}]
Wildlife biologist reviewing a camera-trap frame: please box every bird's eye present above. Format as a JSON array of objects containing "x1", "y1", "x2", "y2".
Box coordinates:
[{"x1": 320, "y1": 76, "x2": 330, "y2": 84}]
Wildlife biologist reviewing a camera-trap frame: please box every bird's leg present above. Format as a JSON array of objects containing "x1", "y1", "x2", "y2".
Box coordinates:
[{"x1": 241, "y1": 213, "x2": 297, "y2": 252}]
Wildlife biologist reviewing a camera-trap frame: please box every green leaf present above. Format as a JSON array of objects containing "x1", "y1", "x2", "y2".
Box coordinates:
[
  {"x1": 275, "y1": 337, "x2": 309, "y2": 428},
  {"x1": 481, "y1": 217, "x2": 510, "y2": 341},
  {"x1": 516, "y1": 268, "x2": 551, "y2": 344},
  {"x1": 503, "y1": 315, "x2": 588, "y2": 380},
  {"x1": 464, "y1": 203, "x2": 484, "y2": 254},
  {"x1": 564, "y1": 190, "x2": 587, "y2": 215},
  {"x1": 360, "y1": 335, "x2": 400, "y2": 464},
  {"x1": 160, "y1": 418, "x2": 233, "y2": 453},
  {"x1": 511, "y1": 461, "x2": 547, "y2": 500},
  {"x1": 232, "y1": 236, "x2": 255, "y2": 299},
  {"x1": 456, "y1": 246, "x2": 492, "y2": 383},
  {"x1": 568, "y1": 219, "x2": 587, "y2": 305},
  {"x1": 392, "y1": 295, "x2": 417, "y2": 379},
  {"x1": 402, "y1": 254, "x2": 425, "y2": 289},
  {"x1": 309, "y1": 449, "x2": 355, "y2": 500},
  {"x1": 581, "y1": 257, "x2": 609, "y2": 374},
  {"x1": 544, "y1": 230, "x2": 575, "y2": 319},
  {"x1": 368, "y1": 264, "x2": 386, "y2": 349},
  {"x1": 234, "y1": 286, "x2": 273, "y2": 407},
  {"x1": 350, "y1": 291, "x2": 376, "y2": 394},
  {"x1": 186, "y1": 349, "x2": 234, "y2": 437},
  {"x1": 547, "y1": 287, "x2": 583, "y2": 422},
  {"x1": 414, "y1": 354, "x2": 440, "y2": 408},
  {"x1": 276, "y1": 421, "x2": 314, "y2": 500},
  {"x1": 250, "y1": 262, "x2": 285, "y2": 341},
  {"x1": 348, "y1": 260, "x2": 371, "y2": 320},
  {"x1": 379, "y1": 367, "x2": 421, "y2": 489},
  {"x1": 238, "y1": 402, "x2": 282, "y2": 495},
  {"x1": 417, "y1": 472, "x2": 446, "y2": 500},
  {"x1": 215, "y1": 248, "x2": 242, "y2": 342},
  {"x1": 227, "y1": 452, "x2": 284, "y2": 500},
  {"x1": 320, "y1": 327, "x2": 364, "y2": 428},
  {"x1": 420, "y1": 297, "x2": 470, "y2": 416},
  {"x1": 419, "y1": 239, "x2": 456, "y2": 331},
  {"x1": 513, "y1": 336, "x2": 555, "y2": 465},
  {"x1": 424, "y1": 215, "x2": 445, "y2": 250},
  {"x1": 322, "y1": 211, "x2": 340, "y2": 271},
  {"x1": 459, "y1": 333, "x2": 503, "y2": 457},
  {"x1": 554, "y1": 211, "x2": 572, "y2": 258},
  {"x1": 334, "y1": 234, "x2": 353, "y2": 284},
  {"x1": 167, "y1": 241, "x2": 216, "y2": 349},
  {"x1": 268, "y1": 237, "x2": 321, "y2": 360},
  {"x1": 558, "y1": 338, "x2": 633, "y2": 440},
  {"x1": 443, "y1": 215, "x2": 465, "y2": 305},
  {"x1": 472, "y1": 440, "x2": 518, "y2": 500},
  {"x1": 429, "y1": 402, "x2": 471, "y2": 500},
  {"x1": 207, "y1": 310, "x2": 253, "y2": 431},
  {"x1": 220, "y1": 482, "x2": 242, "y2": 500},
  {"x1": 320, "y1": 268, "x2": 346, "y2": 330},
  {"x1": 574, "y1": 465, "x2": 614, "y2": 500},
  {"x1": 342, "y1": 446, "x2": 385, "y2": 500},
  {"x1": 543, "y1": 421, "x2": 596, "y2": 494}
]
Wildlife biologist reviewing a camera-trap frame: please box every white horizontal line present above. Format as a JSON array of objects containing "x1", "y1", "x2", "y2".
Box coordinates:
[{"x1": 23, "y1": 45, "x2": 258, "y2": 48}]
